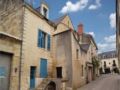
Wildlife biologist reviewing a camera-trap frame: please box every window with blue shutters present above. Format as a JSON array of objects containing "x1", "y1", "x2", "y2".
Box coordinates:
[
  {"x1": 38, "y1": 30, "x2": 46, "y2": 48},
  {"x1": 47, "y1": 35, "x2": 50, "y2": 50},
  {"x1": 38, "y1": 30, "x2": 51, "y2": 51}
]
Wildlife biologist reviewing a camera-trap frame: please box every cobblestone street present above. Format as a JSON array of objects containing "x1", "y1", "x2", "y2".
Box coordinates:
[{"x1": 78, "y1": 74, "x2": 120, "y2": 90}]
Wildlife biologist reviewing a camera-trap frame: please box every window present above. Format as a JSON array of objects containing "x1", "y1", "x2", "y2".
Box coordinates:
[
  {"x1": 81, "y1": 65, "x2": 84, "y2": 76},
  {"x1": 38, "y1": 30, "x2": 51, "y2": 50},
  {"x1": 104, "y1": 61, "x2": 106, "y2": 68},
  {"x1": 38, "y1": 30, "x2": 46, "y2": 48},
  {"x1": 76, "y1": 49, "x2": 79, "y2": 59},
  {"x1": 113, "y1": 60, "x2": 116, "y2": 66},
  {"x1": 43, "y1": 7, "x2": 47, "y2": 18},
  {"x1": 56, "y1": 67, "x2": 62, "y2": 78},
  {"x1": 47, "y1": 34, "x2": 50, "y2": 50}
]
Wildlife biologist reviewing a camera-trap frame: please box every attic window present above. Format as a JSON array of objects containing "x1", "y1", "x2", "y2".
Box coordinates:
[{"x1": 43, "y1": 7, "x2": 47, "y2": 18}]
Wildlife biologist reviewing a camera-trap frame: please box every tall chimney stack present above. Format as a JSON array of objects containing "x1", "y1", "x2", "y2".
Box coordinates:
[{"x1": 78, "y1": 24, "x2": 83, "y2": 35}]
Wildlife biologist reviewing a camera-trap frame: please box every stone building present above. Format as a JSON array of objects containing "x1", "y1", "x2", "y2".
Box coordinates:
[
  {"x1": 0, "y1": 0, "x2": 23, "y2": 90},
  {"x1": 77, "y1": 24, "x2": 98, "y2": 83},
  {"x1": 20, "y1": 2, "x2": 59, "y2": 90},
  {"x1": 0, "y1": 0, "x2": 98, "y2": 90},
  {"x1": 99, "y1": 51, "x2": 119, "y2": 74},
  {"x1": 53, "y1": 16, "x2": 98, "y2": 89},
  {"x1": 116, "y1": 0, "x2": 120, "y2": 69},
  {"x1": 53, "y1": 15, "x2": 85, "y2": 89},
  {"x1": 0, "y1": 1, "x2": 59, "y2": 90}
]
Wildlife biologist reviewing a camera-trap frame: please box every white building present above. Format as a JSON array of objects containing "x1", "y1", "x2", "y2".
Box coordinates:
[{"x1": 99, "y1": 51, "x2": 119, "y2": 74}]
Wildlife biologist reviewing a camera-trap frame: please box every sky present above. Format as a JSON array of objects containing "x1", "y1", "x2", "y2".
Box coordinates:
[{"x1": 27, "y1": 0, "x2": 116, "y2": 53}]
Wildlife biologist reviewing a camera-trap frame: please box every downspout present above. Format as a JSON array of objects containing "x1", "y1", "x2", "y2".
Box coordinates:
[{"x1": 19, "y1": 1, "x2": 25, "y2": 90}]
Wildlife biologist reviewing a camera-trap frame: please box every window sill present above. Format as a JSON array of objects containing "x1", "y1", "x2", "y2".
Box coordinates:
[{"x1": 38, "y1": 47, "x2": 50, "y2": 52}]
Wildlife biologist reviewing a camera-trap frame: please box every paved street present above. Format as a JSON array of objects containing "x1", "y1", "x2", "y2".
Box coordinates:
[{"x1": 78, "y1": 74, "x2": 120, "y2": 90}]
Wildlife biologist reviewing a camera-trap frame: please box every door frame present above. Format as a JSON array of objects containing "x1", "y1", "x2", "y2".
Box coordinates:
[
  {"x1": 0, "y1": 52, "x2": 13, "y2": 90},
  {"x1": 30, "y1": 66, "x2": 36, "y2": 89}
]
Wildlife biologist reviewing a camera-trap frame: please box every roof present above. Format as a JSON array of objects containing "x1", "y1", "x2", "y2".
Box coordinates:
[
  {"x1": 82, "y1": 33, "x2": 98, "y2": 50},
  {"x1": 53, "y1": 14, "x2": 67, "y2": 25},
  {"x1": 24, "y1": 3, "x2": 56, "y2": 28},
  {"x1": 53, "y1": 29, "x2": 71, "y2": 36},
  {"x1": 98, "y1": 50, "x2": 117, "y2": 59},
  {"x1": 80, "y1": 44, "x2": 90, "y2": 53}
]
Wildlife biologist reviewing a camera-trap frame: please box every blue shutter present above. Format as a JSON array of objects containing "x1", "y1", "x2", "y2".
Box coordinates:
[
  {"x1": 38, "y1": 30, "x2": 42, "y2": 47},
  {"x1": 41, "y1": 32, "x2": 43, "y2": 48},
  {"x1": 40, "y1": 59, "x2": 48, "y2": 78},
  {"x1": 47, "y1": 35, "x2": 50, "y2": 50}
]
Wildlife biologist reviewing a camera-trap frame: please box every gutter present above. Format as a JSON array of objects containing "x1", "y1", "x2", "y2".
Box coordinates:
[{"x1": 19, "y1": 2, "x2": 25, "y2": 90}]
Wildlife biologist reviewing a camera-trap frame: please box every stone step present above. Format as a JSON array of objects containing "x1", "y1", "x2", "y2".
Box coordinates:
[{"x1": 36, "y1": 78, "x2": 51, "y2": 90}]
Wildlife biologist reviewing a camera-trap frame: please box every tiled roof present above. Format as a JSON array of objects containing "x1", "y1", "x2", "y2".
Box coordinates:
[
  {"x1": 82, "y1": 33, "x2": 98, "y2": 50},
  {"x1": 80, "y1": 44, "x2": 90, "y2": 52},
  {"x1": 98, "y1": 50, "x2": 117, "y2": 59}
]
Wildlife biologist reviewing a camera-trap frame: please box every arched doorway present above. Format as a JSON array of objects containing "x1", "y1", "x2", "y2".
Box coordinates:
[{"x1": 45, "y1": 81, "x2": 56, "y2": 90}]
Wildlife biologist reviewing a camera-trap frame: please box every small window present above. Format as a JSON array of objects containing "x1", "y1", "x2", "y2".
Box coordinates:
[
  {"x1": 76, "y1": 49, "x2": 79, "y2": 59},
  {"x1": 56, "y1": 67, "x2": 62, "y2": 78},
  {"x1": 43, "y1": 7, "x2": 47, "y2": 18},
  {"x1": 81, "y1": 65, "x2": 84, "y2": 76},
  {"x1": 104, "y1": 61, "x2": 106, "y2": 68},
  {"x1": 113, "y1": 60, "x2": 116, "y2": 66}
]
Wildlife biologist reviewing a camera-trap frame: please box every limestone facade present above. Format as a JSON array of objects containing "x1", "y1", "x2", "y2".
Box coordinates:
[
  {"x1": 0, "y1": 0, "x2": 23, "y2": 90},
  {"x1": 0, "y1": 1, "x2": 98, "y2": 90}
]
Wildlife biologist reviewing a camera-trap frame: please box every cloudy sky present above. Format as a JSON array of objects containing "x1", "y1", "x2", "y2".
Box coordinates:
[{"x1": 27, "y1": 0, "x2": 116, "y2": 53}]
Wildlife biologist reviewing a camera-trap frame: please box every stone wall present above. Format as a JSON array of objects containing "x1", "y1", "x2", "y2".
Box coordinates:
[
  {"x1": 0, "y1": 1, "x2": 23, "y2": 90},
  {"x1": 0, "y1": 0, "x2": 23, "y2": 38},
  {"x1": 53, "y1": 31, "x2": 73, "y2": 87},
  {"x1": 0, "y1": 36, "x2": 21, "y2": 90},
  {"x1": 71, "y1": 32, "x2": 84, "y2": 89},
  {"x1": 20, "y1": 6, "x2": 55, "y2": 90}
]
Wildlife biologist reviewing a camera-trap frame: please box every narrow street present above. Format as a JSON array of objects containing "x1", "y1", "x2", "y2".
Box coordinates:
[{"x1": 78, "y1": 74, "x2": 120, "y2": 90}]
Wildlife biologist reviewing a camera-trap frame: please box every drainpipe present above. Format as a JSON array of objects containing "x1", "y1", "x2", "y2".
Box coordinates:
[{"x1": 19, "y1": 1, "x2": 25, "y2": 90}]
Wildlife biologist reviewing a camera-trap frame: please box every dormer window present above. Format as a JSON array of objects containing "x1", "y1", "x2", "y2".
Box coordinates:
[
  {"x1": 40, "y1": 1, "x2": 49, "y2": 19},
  {"x1": 43, "y1": 7, "x2": 47, "y2": 18}
]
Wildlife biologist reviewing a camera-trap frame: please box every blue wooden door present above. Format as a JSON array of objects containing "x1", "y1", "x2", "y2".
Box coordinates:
[
  {"x1": 30, "y1": 67, "x2": 36, "y2": 89},
  {"x1": 40, "y1": 59, "x2": 48, "y2": 78}
]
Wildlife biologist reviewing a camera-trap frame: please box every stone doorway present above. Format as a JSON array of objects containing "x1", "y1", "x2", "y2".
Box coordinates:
[{"x1": 45, "y1": 81, "x2": 56, "y2": 90}]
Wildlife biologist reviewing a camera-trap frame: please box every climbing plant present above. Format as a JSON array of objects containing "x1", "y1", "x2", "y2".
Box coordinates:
[{"x1": 92, "y1": 56, "x2": 100, "y2": 68}]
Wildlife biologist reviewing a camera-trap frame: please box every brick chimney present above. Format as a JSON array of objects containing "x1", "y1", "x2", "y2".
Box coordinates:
[{"x1": 78, "y1": 24, "x2": 83, "y2": 35}]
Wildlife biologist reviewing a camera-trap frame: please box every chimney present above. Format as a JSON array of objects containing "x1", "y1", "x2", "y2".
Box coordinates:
[{"x1": 78, "y1": 24, "x2": 83, "y2": 35}]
